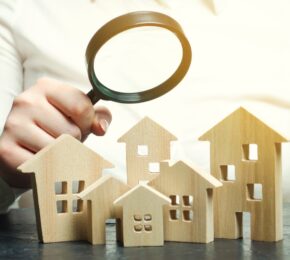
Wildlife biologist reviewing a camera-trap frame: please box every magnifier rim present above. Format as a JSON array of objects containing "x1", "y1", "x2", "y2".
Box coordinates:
[{"x1": 86, "y1": 11, "x2": 192, "y2": 104}]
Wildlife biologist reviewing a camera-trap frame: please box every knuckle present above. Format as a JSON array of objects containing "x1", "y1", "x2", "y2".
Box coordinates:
[
  {"x1": 13, "y1": 94, "x2": 34, "y2": 108},
  {"x1": 4, "y1": 116, "x2": 21, "y2": 132},
  {"x1": 71, "y1": 102, "x2": 92, "y2": 118}
]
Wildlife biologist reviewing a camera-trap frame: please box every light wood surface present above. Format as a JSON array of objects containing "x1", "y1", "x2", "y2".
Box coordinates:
[
  {"x1": 149, "y1": 159, "x2": 222, "y2": 243},
  {"x1": 118, "y1": 117, "x2": 176, "y2": 186},
  {"x1": 78, "y1": 175, "x2": 130, "y2": 244},
  {"x1": 18, "y1": 134, "x2": 113, "y2": 243},
  {"x1": 199, "y1": 107, "x2": 288, "y2": 241},
  {"x1": 114, "y1": 184, "x2": 170, "y2": 247}
]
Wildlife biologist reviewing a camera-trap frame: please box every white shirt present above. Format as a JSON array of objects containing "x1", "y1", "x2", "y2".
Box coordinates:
[{"x1": 1, "y1": 0, "x2": 290, "y2": 212}]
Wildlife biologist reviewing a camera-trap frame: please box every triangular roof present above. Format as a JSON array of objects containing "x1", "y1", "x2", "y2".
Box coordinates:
[
  {"x1": 78, "y1": 175, "x2": 128, "y2": 200},
  {"x1": 118, "y1": 117, "x2": 177, "y2": 143},
  {"x1": 149, "y1": 158, "x2": 222, "y2": 189},
  {"x1": 199, "y1": 107, "x2": 288, "y2": 143},
  {"x1": 18, "y1": 134, "x2": 113, "y2": 173},
  {"x1": 114, "y1": 184, "x2": 170, "y2": 206}
]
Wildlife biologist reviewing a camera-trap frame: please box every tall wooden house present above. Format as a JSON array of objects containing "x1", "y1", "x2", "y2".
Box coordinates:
[
  {"x1": 18, "y1": 134, "x2": 113, "y2": 243},
  {"x1": 118, "y1": 117, "x2": 176, "y2": 186},
  {"x1": 199, "y1": 107, "x2": 288, "y2": 241},
  {"x1": 149, "y1": 160, "x2": 222, "y2": 243}
]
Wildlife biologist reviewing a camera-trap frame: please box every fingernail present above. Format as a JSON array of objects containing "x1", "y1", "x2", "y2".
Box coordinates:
[{"x1": 99, "y1": 119, "x2": 109, "y2": 133}]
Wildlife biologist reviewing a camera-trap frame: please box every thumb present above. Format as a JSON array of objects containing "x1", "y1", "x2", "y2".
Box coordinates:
[{"x1": 91, "y1": 106, "x2": 112, "y2": 136}]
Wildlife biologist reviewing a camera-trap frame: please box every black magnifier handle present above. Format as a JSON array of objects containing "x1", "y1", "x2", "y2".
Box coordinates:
[
  {"x1": 85, "y1": 11, "x2": 191, "y2": 104},
  {"x1": 87, "y1": 89, "x2": 101, "y2": 104}
]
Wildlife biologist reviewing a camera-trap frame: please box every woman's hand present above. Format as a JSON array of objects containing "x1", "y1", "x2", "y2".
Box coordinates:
[{"x1": 0, "y1": 77, "x2": 112, "y2": 188}]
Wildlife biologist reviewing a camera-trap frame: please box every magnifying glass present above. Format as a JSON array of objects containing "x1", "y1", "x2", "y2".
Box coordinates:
[{"x1": 86, "y1": 11, "x2": 192, "y2": 104}]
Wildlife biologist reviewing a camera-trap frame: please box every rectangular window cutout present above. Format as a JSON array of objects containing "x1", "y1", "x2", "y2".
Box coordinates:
[
  {"x1": 137, "y1": 145, "x2": 149, "y2": 156},
  {"x1": 149, "y1": 162, "x2": 160, "y2": 173},
  {"x1": 169, "y1": 209, "x2": 180, "y2": 220},
  {"x1": 242, "y1": 144, "x2": 258, "y2": 161},
  {"x1": 54, "y1": 181, "x2": 67, "y2": 195},
  {"x1": 169, "y1": 195, "x2": 180, "y2": 206},
  {"x1": 183, "y1": 195, "x2": 193, "y2": 206},
  {"x1": 144, "y1": 225, "x2": 152, "y2": 232},
  {"x1": 56, "y1": 200, "x2": 68, "y2": 213},
  {"x1": 220, "y1": 165, "x2": 236, "y2": 181},
  {"x1": 247, "y1": 183, "x2": 263, "y2": 200},
  {"x1": 183, "y1": 210, "x2": 193, "y2": 221},
  {"x1": 72, "y1": 199, "x2": 83, "y2": 213},
  {"x1": 134, "y1": 224, "x2": 143, "y2": 232},
  {"x1": 72, "y1": 180, "x2": 85, "y2": 194},
  {"x1": 133, "y1": 214, "x2": 142, "y2": 222}
]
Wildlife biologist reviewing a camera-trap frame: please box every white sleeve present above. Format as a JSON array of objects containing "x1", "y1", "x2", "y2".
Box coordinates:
[
  {"x1": 0, "y1": 0, "x2": 23, "y2": 212},
  {"x1": 0, "y1": 0, "x2": 23, "y2": 134}
]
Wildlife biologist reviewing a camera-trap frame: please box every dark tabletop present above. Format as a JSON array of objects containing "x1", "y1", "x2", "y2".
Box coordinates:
[{"x1": 1, "y1": 205, "x2": 290, "y2": 260}]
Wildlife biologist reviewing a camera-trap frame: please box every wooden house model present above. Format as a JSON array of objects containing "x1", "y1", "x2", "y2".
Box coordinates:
[
  {"x1": 114, "y1": 184, "x2": 170, "y2": 247},
  {"x1": 18, "y1": 134, "x2": 113, "y2": 243},
  {"x1": 78, "y1": 175, "x2": 130, "y2": 245},
  {"x1": 149, "y1": 160, "x2": 222, "y2": 243},
  {"x1": 199, "y1": 107, "x2": 288, "y2": 242},
  {"x1": 118, "y1": 117, "x2": 176, "y2": 186}
]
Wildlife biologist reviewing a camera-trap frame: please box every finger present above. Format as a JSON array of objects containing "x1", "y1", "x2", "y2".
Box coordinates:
[
  {"x1": 33, "y1": 100, "x2": 82, "y2": 140},
  {"x1": 0, "y1": 138, "x2": 33, "y2": 168},
  {"x1": 91, "y1": 106, "x2": 112, "y2": 136},
  {"x1": 10, "y1": 123, "x2": 55, "y2": 153},
  {"x1": 45, "y1": 83, "x2": 95, "y2": 136}
]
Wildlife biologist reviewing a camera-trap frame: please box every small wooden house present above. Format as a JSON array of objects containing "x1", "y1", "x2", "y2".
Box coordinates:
[
  {"x1": 114, "y1": 184, "x2": 170, "y2": 247},
  {"x1": 199, "y1": 107, "x2": 288, "y2": 241},
  {"x1": 149, "y1": 160, "x2": 222, "y2": 243},
  {"x1": 118, "y1": 117, "x2": 176, "y2": 186},
  {"x1": 18, "y1": 134, "x2": 113, "y2": 243},
  {"x1": 78, "y1": 175, "x2": 131, "y2": 245}
]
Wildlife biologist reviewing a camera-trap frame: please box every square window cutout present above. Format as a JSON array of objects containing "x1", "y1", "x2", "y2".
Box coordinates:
[
  {"x1": 169, "y1": 195, "x2": 180, "y2": 206},
  {"x1": 56, "y1": 200, "x2": 68, "y2": 213},
  {"x1": 169, "y1": 210, "x2": 180, "y2": 220},
  {"x1": 247, "y1": 183, "x2": 263, "y2": 200},
  {"x1": 72, "y1": 199, "x2": 84, "y2": 213},
  {"x1": 242, "y1": 144, "x2": 258, "y2": 161},
  {"x1": 55, "y1": 181, "x2": 67, "y2": 195},
  {"x1": 183, "y1": 195, "x2": 193, "y2": 206},
  {"x1": 137, "y1": 145, "x2": 148, "y2": 156},
  {"x1": 149, "y1": 162, "x2": 160, "y2": 173},
  {"x1": 183, "y1": 210, "x2": 193, "y2": 222},
  {"x1": 220, "y1": 165, "x2": 236, "y2": 181},
  {"x1": 72, "y1": 180, "x2": 85, "y2": 194}
]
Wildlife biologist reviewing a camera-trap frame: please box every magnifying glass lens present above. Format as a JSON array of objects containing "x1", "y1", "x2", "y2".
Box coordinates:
[{"x1": 93, "y1": 26, "x2": 182, "y2": 94}]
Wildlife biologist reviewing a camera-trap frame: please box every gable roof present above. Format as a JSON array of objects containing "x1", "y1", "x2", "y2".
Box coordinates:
[
  {"x1": 114, "y1": 184, "x2": 170, "y2": 207},
  {"x1": 149, "y1": 159, "x2": 222, "y2": 189},
  {"x1": 199, "y1": 107, "x2": 288, "y2": 143},
  {"x1": 18, "y1": 134, "x2": 114, "y2": 173},
  {"x1": 118, "y1": 117, "x2": 177, "y2": 144},
  {"x1": 78, "y1": 175, "x2": 128, "y2": 200}
]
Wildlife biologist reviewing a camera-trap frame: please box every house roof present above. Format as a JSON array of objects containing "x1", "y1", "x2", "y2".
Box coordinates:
[
  {"x1": 199, "y1": 107, "x2": 288, "y2": 142},
  {"x1": 149, "y1": 158, "x2": 222, "y2": 189},
  {"x1": 78, "y1": 175, "x2": 128, "y2": 200},
  {"x1": 18, "y1": 134, "x2": 114, "y2": 173},
  {"x1": 117, "y1": 117, "x2": 177, "y2": 143},
  {"x1": 114, "y1": 183, "x2": 170, "y2": 207}
]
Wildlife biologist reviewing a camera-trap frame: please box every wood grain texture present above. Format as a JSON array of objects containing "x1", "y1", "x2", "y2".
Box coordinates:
[
  {"x1": 149, "y1": 160, "x2": 222, "y2": 243},
  {"x1": 114, "y1": 184, "x2": 170, "y2": 247},
  {"x1": 18, "y1": 134, "x2": 113, "y2": 243},
  {"x1": 118, "y1": 117, "x2": 176, "y2": 186},
  {"x1": 78, "y1": 175, "x2": 131, "y2": 244},
  {"x1": 199, "y1": 107, "x2": 288, "y2": 241}
]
